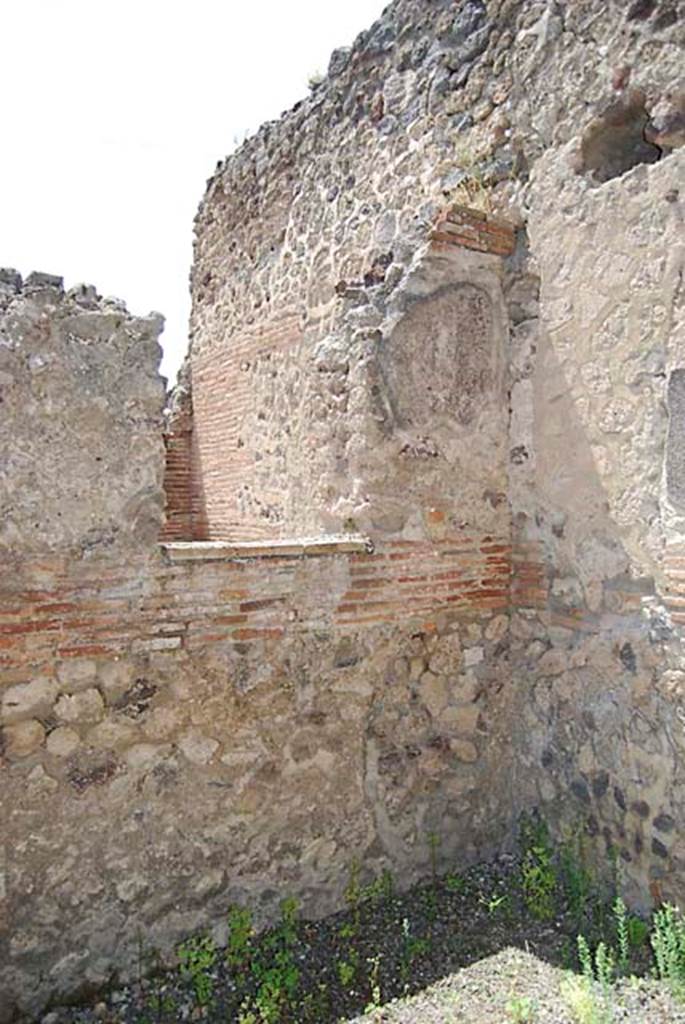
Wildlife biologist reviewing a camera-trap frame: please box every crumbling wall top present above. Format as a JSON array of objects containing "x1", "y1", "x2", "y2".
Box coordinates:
[{"x1": 0, "y1": 269, "x2": 167, "y2": 560}]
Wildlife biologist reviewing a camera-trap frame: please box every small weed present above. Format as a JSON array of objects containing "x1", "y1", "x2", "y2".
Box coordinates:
[
  {"x1": 300, "y1": 984, "x2": 330, "y2": 1021},
  {"x1": 560, "y1": 828, "x2": 593, "y2": 924},
  {"x1": 651, "y1": 902, "x2": 685, "y2": 998},
  {"x1": 279, "y1": 895, "x2": 299, "y2": 941},
  {"x1": 450, "y1": 140, "x2": 494, "y2": 214},
  {"x1": 365, "y1": 954, "x2": 382, "y2": 1010},
  {"x1": 479, "y1": 890, "x2": 511, "y2": 916},
  {"x1": 400, "y1": 917, "x2": 429, "y2": 988},
  {"x1": 249, "y1": 897, "x2": 301, "y2": 1020},
  {"x1": 146, "y1": 991, "x2": 177, "y2": 1020},
  {"x1": 445, "y1": 872, "x2": 467, "y2": 895},
  {"x1": 565, "y1": 934, "x2": 615, "y2": 1024},
  {"x1": 227, "y1": 905, "x2": 253, "y2": 972},
  {"x1": 177, "y1": 934, "x2": 217, "y2": 1010},
  {"x1": 520, "y1": 815, "x2": 557, "y2": 921},
  {"x1": 344, "y1": 859, "x2": 363, "y2": 938},
  {"x1": 562, "y1": 975, "x2": 607, "y2": 1024},
  {"x1": 613, "y1": 896, "x2": 629, "y2": 974},
  {"x1": 338, "y1": 952, "x2": 358, "y2": 990},
  {"x1": 627, "y1": 913, "x2": 650, "y2": 950},
  {"x1": 507, "y1": 994, "x2": 537, "y2": 1022},
  {"x1": 360, "y1": 868, "x2": 394, "y2": 907}
]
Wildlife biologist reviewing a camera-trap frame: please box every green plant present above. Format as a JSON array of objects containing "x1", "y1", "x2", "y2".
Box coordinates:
[
  {"x1": 578, "y1": 934, "x2": 615, "y2": 988},
  {"x1": 627, "y1": 913, "x2": 650, "y2": 950},
  {"x1": 613, "y1": 896, "x2": 629, "y2": 974},
  {"x1": 450, "y1": 139, "x2": 494, "y2": 214},
  {"x1": 344, "y1": 859, "x2": 363, "y2": 938},
  {"x1": 445, "y1": 872, "x2": 467, "y2": 895},
  {"x1": 177, "y1": 933, "x2": 217, "y2": 1010},
  {"x1": 146, "y1": 991, "x2": 177, "y2": 1021},
  {"x1": 300, "y1": 984, "x2": 330, "y2": 1021},
  {"x1": 507, "y1": 994, "x2": 537, "y2": 1022},
  {"x1": 479, "y1": 888, "x2": 511, "y2": 916},
  {"x1": 227, "y1": 905, "x2": 253, "y2": 972},
  {"x1": 360, "y1": 868, "x2": 394, "y2": 907},
  {"x1": 253, "y1": 976, "x2": 283, "y2": 1023},
  {"x1": 338, "y1": 954, "x2": 358, "y2": 990},
  {"x1": 561, "y1": 828, "x2": 593, "y2": 924},
  {"x1": 399, "y1": 917, "x2": 429, "y2": 987},
  {"x1": 651, "y1": 903, "x2": 685, "y2": 998},
  {"x1": 565, "y1": 934, "x2": 615, "y2": 1024},
  {"x1": 520, "y1": 816, "x2": 557, "y2": 921},
  {"x1": 278, "y1": 895, "x2": 299, "y2": 943},
  {"x1": 365, "y1": 954, "x2": 382, "y2": 1011},
  {"x1": 562, "y1": 975, "x2": 607, "y2": 1024}
]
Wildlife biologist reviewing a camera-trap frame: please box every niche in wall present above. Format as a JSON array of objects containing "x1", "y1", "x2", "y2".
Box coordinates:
[{"x1": 578, "y1": 94, "x2": 661, "y2": 183}]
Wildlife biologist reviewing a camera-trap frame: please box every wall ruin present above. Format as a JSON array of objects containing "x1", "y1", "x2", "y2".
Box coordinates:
[
  {"x1": 0, "y1": 243, "x2": 519, "y2": 1020},
  {"x1": 2, "y1": 0, "x2": 685, "y2": 1019}
]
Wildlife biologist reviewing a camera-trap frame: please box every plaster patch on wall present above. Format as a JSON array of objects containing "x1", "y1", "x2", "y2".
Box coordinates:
[{"x1": 380, "y1": 284, "x2": 495, "y2": 430}]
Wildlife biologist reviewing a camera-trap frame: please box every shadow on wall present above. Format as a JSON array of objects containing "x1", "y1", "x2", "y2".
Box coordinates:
[{"x1": 513, "y1": 284, "x2": 684, "y2": 910}]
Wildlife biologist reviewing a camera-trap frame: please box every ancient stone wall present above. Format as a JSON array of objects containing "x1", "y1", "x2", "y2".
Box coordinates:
[
  {"x1": 186, "y1": 0, "x2": 683, "y2": 543},
  {"x1": 0, "y1": 271, "x2": 165, "y2": 558},
  {"x1": 3, "y1": 0, "x2": 685, "y2": 1019},
  {"x1": 183, "y1": 0, "x2": 685, "y2": 912},
  {"x1": 0, "y1": 274, "x2": 517, "y2": 1020},
  {"x1": 510, "y1": 147, "x2": 685, "y2": 909},
  {"x1": 1, "y1": 539, "x2": 516, "y2": 1019}
]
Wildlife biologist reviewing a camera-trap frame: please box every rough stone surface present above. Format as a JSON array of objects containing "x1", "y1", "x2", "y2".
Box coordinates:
[
  {"x1": 667, "y1": 370, "x2": 685, "y2": 509},
  {"x1": 2, "y1": 0, "x2": 685, "y2": 1020},
  {"x1": 2, "y1": 720, "x2": 46, "y2": 760},
  {"x1": 0, "y1": 276, "x2": 166, "y2": 558}
]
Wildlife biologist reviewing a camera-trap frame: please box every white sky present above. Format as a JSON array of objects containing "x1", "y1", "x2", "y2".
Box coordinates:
[{"x1": 1, "y1": 1, "x2": 388, "y2": 383}]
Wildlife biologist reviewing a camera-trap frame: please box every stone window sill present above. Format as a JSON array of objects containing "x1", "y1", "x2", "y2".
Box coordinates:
[{"x1": 161, "y1": 534, "x2": 373, "y2": 562}]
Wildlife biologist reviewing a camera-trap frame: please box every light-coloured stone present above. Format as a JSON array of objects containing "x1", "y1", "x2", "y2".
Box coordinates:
[
  {"x1": 132, "y1": 636, "x2": 182, "y2": 654},
  {"x1": 87, "y1": 719, "x2": 137, "y2": 751},
  {"x1": 419, "y1": 671, "x2": 449, "y2": 717},
  {"x1": 451, "y1": 674, "x2": 479, "y2": 703},
  {"x1": 408, "y1": 656, "x2": 425, "y2": 682},
  {"x1": 178, "y1": 731, "x2": 219, "y2": 766},
  {"x1": 46, "y1": 727, "x2": 80, "y2": 759},
  {"x1": 485, "y1": 615, "x2": 508, "y2": 642},
  {"x1": 123, "y1": 743, "x2": 170, "y2": 770},
  {"x1": 26, "y1": 765, "x2": 58, "y2": 794},
  {"x1": 451, "y1": 739, "x2": 479, "y2": 763},
  {"x1": 441, "y1": 704, "x2": 480, "y2": 735},
  {"x1": 537, "y1": 649, "x2": 567, "y2": 677},
  {"x1": 56, "y1": 660, "x2": 97, "y2": 694},
  {"x1": 54, "y1": 689, "x2": 105, "y2": 726},
  {"x1": 2, "y1": 719, "x2": 45, "y2": 759},
  {"x1": 143, "y1": 706, "x2": 182, "y2": 741},
  {"x1": 1, "y1": 678, "x2": 57, "y2": 724},
  {"x1": 463, "y1": 647, "x2": 484, "y2": 668},
  {"x1": 98, "y1": 660, "x2": 136, "y2": 702}
]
